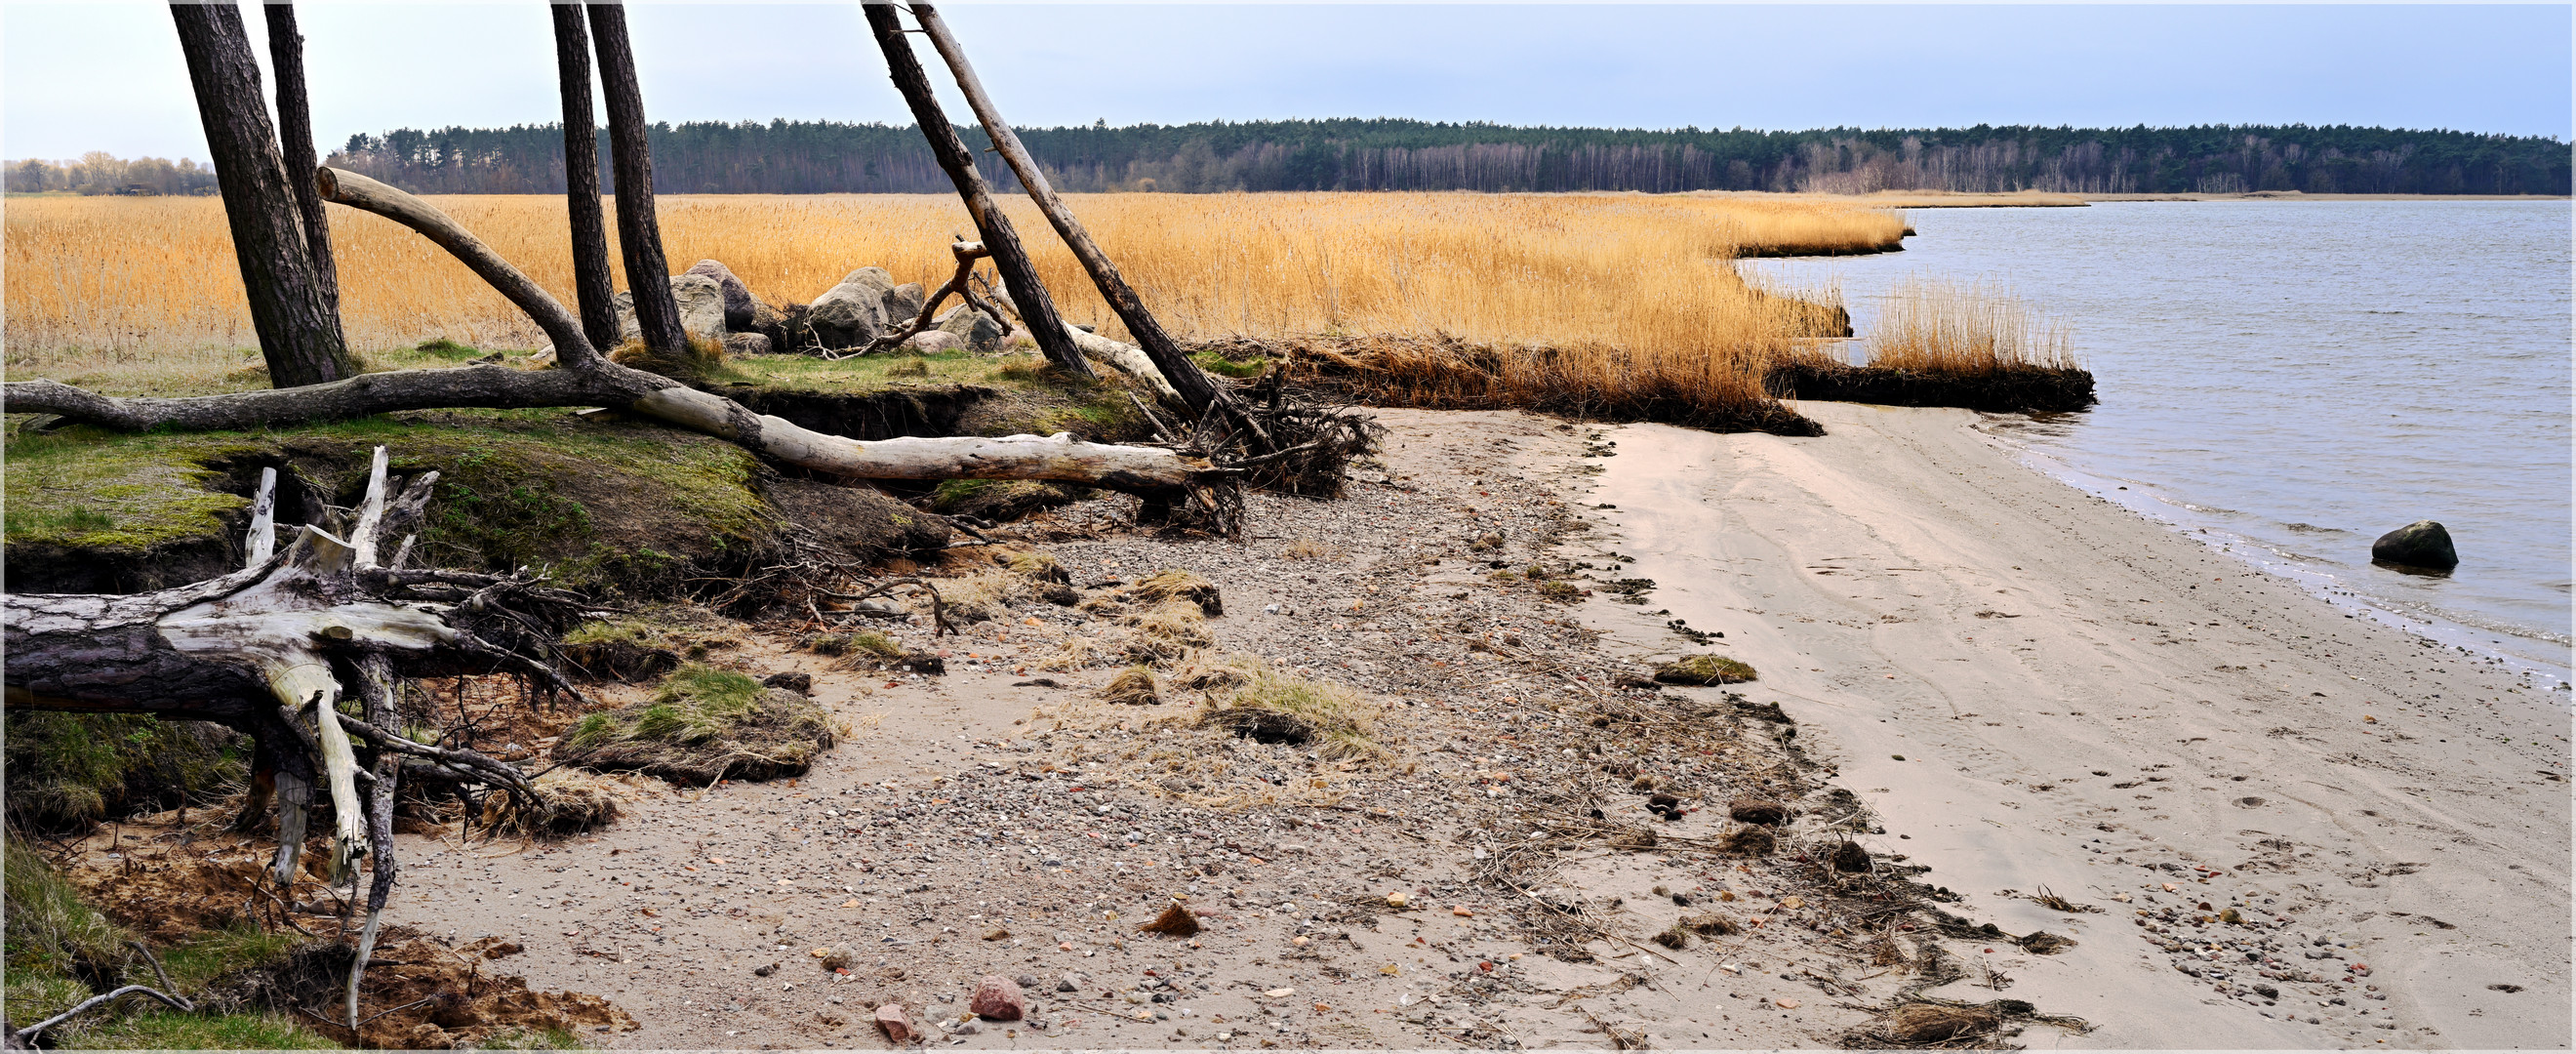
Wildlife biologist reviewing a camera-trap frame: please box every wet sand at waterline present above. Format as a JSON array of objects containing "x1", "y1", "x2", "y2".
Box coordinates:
[{"x1": 1569, "y1": 402, "x2": 2569, "y2": 1048}]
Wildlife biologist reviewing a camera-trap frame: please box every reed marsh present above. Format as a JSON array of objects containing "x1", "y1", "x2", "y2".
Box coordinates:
[{"x1": 4, "y1": 190, "x2": 1894, "y2": 376}]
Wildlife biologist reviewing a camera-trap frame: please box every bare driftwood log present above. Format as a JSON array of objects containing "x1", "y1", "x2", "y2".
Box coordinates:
[
  {"x1": 911, "y1": 2, "x2": 1224, "y2": 417},
  {"x1": 4, "y1": 449, "x2": 565, "y2": 1031},
  {"x1": 860, "y1": 1, "x2": 1093, "y2": 381},
  {"x1": 2, "y1": 168, "x2": 1229, "y2": 500}
]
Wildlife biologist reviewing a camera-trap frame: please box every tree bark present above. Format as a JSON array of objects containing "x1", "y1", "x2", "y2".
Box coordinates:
[
  {"x1": 860, "y1": 2, "x2": 1093, "y2": 381},
  {"x1": 551, "y1": 5, "x2": 622, "y2": 355},
  {"x1": 262, "y1": 2, "x2": 340, "y2": 313},
  {"x1": 584, "y1": 2, "x2": 685, "y2": 355},
  {"x1": 169, "y1": 1, "x2": 357, "y2": 388},
  {"x1": 910, "y1": 3, "x2": 1221, "y2": 414}
]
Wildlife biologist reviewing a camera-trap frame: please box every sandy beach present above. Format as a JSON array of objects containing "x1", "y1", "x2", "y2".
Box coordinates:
[
  {"x1": 53, "y1": 403, "x2": 2563, "y2": 1049},
  {"x1": 1573, "y1": 401, "x2": 2571, "y2": 1048}
]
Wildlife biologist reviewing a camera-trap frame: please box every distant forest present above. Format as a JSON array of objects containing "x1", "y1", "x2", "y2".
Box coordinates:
[
  {"x1": 321, "y1": 120, "x2": 2569, "y2": 197},
  {"x1": 12, "y1": 121, "x2": 2565, "y2": 197}
]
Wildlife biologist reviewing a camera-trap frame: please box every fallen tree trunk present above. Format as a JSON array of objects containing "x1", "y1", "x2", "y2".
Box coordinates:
[{"x1": 3, "y1": 168, "x2": 1229, "y2": 500}]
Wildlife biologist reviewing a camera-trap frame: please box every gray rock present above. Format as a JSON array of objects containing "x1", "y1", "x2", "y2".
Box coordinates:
[
  {"x1": 613, "y1": 272, "x2": 728, "y2": 345},
  {"x1": 723, "y1": 332, "x2": 773, "y2": 357},
  {"x1": 2371, "y1": 520, "x2": 2457, "y2": 569},
  {"x1": 935, "y1": 304, "x2": 1008, "y2": 351},
  {"x1": 884, "y1": 282, "x2": 927, "y2": 327},
  {"x1": 683, "y1": 259, "x2": 757, "y2": 331},
  {"x1": 808, "y1": 266, "x2": 896, "y2": 349},
  {"x1": 903, "y1": 330, "x2": 962, "y2": 354}
]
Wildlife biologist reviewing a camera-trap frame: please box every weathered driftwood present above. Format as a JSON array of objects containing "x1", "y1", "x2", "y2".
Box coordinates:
[
  {"x1": 859, "y1": 1, "x2": 1092, "y2": 381},
  {"x1": 3, "y1": 169, "x2": 1226, "y2": 497},
  {"x1": 911, "y1": 2, "x2": 1222, "y2": 416},
  {"x1": 2, "y1": 448, "x2": 567, "y2": 1031}
]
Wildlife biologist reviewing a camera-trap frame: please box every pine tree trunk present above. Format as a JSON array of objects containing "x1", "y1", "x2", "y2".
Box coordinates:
[
  {"x1": 550, "y1": 4, "x2": 622, "y2": 355},
  {"x1": 910, "y1": 3, "x2": 1219, "y2": 413},
  {"x1": 261, "y1": 2, "x2": 341, "y2": 314},
  {"x1": 861, "y1": 2, "x2": 1093, "y2": 380},
  {"x1": 584, "y1": 3, "x2": 686, "y2": 355},
  {"x1": 169, "y1": 1, "x2": 357, "y2": 388}
]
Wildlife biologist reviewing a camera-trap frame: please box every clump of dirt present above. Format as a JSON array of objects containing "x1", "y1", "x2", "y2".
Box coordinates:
[
  {"x1": 559, "y1": 665, "x2": 835, "y2": 785},
  {"x1": 2019, "y1": 930, "x2": 2075, "y2": 954},
  {"x1": 1841, "y1": 997, "x2": 2089, "y2": 1049},
  {"x1": 1830, "y1": 839, "x2": 1873, "y2": 872},
  {"x1": 822, "y1": 630, "x2": 943, "y2": 674},
  {"x1": 1654, "y1": 654, "x2": 1758, "y2": 685},
  {"x1": 1728, "y1": 798, "x2": 1791, "y2": 826},
  {"x1": 1719, "y1": 825, "x2": 1777, "y2": 856},
  {"x1": 930, "y1": 479, "x2": 1087, "y2": 523},
  {"x1": 1680, "y1": 912, "x2": 1742, "y2": 936},
  {"x1": 209, "y1": 925, "x2": 638, "y2": 1049},
  {"x1": 559, "y1": 605, "x2": 738, "y2": 682},
  {"x1": 1137, "y1": 902, "x2": 1200, "y2": 937}
]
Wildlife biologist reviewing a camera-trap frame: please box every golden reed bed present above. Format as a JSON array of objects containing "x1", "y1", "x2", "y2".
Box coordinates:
[{"x1": 5, "y1": 192, "x2": 1901, "y2": 407}]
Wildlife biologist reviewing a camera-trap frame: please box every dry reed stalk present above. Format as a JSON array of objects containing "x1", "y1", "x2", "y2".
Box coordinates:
[
  {"x1": 1856, "y1": 275, "x2": 2076, "y2": 373},
  {"x1": 6, "y1": 192, "x2": 1894, "y2": 392}
]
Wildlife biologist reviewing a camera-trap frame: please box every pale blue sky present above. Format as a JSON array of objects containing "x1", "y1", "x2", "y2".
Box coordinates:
[{"x1": 4, "y1": 3, "x2": 2566, "y2": 162}]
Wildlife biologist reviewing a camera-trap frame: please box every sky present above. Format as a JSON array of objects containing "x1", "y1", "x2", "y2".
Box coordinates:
[{"x1": 4, "y1": 3, "x2": 2567, "y2": 162}]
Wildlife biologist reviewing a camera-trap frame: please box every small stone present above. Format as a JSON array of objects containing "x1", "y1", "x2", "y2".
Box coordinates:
[
  {"x1": 1016, "y1": 975, "x2": 1040, "y2": 990},
  {"x1": 972, "y1": 974, "x2": 1026, "y2": 1021},
  {"x1": 874, "y1": 1003, "x2": 915, "y2": 1043},
  {"x1": 1057, "y1": 978, "x2": 1078, "y2": 993}
]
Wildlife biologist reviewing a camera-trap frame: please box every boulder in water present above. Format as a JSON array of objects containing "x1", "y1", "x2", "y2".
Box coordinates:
[
  {"x1": 2372, "y1": 520, "x2": 2458, "y2": 569},
  {"x1": 683, "y1": 259, "x2": 758, "y2": 331}
]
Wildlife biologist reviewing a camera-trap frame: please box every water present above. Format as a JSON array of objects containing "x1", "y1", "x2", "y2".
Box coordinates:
[{"x1": 1744, "y1": 200, "x2": 2572, "y2": 669}]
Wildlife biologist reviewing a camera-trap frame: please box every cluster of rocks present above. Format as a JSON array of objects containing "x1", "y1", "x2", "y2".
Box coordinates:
[{"x1": 604, "y1": 259, "x2": 1017, "y2": 359}]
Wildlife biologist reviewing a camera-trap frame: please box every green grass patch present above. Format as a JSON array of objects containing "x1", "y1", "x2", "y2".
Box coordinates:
[
  {"x1": 1190, "y1": 350, "x2": 1271, "y2": 379},
  {"x1": 3, "y1": 712, "x2": 244, "y2": 831},
  {"x1": 4, "y1": 410, "x2": 772, "y2": 596},
  {"x1": 53, "y1": 1009, "x2": 340, "y2": 1050}
]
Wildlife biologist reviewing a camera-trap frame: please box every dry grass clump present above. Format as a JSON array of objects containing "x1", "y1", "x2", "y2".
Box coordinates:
[
  {"x1": 560, "y1": 664, "x2": 833, "y2": 785},
  {"x1": 1102, "y1": 667, "x2": 1160, "y2": 707},
  {"x1": 1282, "y1": 535, "x2": 1342, "y2": 561},
  {"x1": 1128, "y1": 570, "x2": 1223, "y2": 616},
  {"x1": 1719, "y1": 824, "x2": 1778, "y2": 856},
  {"x1": 1859, "y1": 275, "x2": 2075, "y2": 374},
  {"x1": 1279, "y1": 331, "x2": 1825, "y2": 435},
  {"x1": 482, "y1": 769, "x2": 624, "y2": 838},
  {"x1": 1194, "y1": 658, "x2": 1381, "y2": 761}
]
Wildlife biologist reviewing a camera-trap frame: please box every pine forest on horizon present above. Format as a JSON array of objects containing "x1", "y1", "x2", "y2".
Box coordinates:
[{"x1": 12, "y1": 119, "x2": 2568, "y2": 198}]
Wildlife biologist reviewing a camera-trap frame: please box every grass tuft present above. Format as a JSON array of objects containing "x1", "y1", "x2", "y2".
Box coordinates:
[
  {"x1": 1194, "y1": 658, "x2": 1382, "y2": 762},
  {"x1": 1654, "y1": 654, "x2": 1758, "y2": 685}
]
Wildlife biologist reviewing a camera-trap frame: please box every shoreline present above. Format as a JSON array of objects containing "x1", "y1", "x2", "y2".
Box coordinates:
[
  {"x1": 1563, "y1": 401, "x2": 2570, "y2": 1048},
  {"x1": 1983, "y1": 422, "x2": 2576, "y2": 682}
]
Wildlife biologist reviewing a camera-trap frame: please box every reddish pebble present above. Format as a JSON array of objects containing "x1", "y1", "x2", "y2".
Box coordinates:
[
  {"x1": 874, "y1": 1003, "x2": 914, "y2": 1043},
  {"x1": 971, "y1": 974, "x2": 1026, "y2": 1021}
]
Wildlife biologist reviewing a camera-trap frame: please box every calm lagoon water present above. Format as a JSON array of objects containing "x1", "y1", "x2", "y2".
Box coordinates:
[{"x1": 1745, "y1": 200, "x2": 2571, "y2": 668}]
